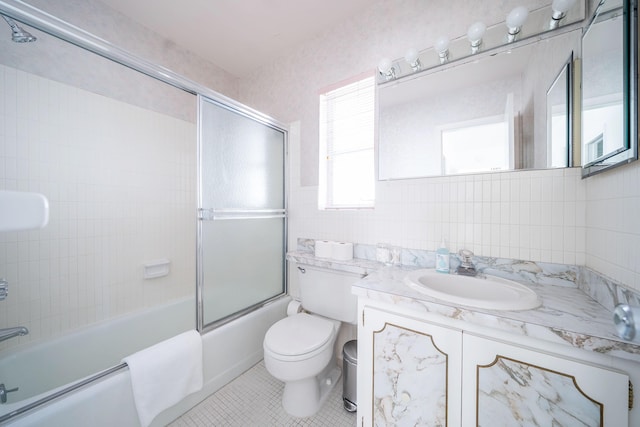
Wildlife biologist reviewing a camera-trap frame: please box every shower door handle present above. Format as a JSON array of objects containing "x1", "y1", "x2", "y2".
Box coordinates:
[{"x1": 198, "y1": 208, "x2": 286, "y2": 221}]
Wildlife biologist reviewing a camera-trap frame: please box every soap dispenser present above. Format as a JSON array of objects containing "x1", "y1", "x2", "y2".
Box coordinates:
[{"x1": 436, "y1": 238, "x2": 450, "y2": 273}]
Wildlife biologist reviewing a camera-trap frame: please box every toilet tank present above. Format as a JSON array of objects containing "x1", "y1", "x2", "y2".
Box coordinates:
[{"x1": 297, "y1": 263, "x2": 363, "y2": 324}]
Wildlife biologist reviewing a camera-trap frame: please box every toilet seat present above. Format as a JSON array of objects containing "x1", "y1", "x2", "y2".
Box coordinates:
[{"x1": 264, "y1": 313, "x2": 335, "y2": 361}]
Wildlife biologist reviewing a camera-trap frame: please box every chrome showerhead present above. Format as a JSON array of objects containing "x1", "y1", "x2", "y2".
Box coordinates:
[{"x1": 2, "y1": 15, "x2": 36, "y2": 43}]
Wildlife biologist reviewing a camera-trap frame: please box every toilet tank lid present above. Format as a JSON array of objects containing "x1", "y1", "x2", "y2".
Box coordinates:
[{"x1": 264, "y1": 313, "x2": 334, "y2": 356}]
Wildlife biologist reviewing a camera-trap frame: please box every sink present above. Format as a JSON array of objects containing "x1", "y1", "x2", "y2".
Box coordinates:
[{"x1": 404, "y1": 269, "x2": 541, "y2": 311}]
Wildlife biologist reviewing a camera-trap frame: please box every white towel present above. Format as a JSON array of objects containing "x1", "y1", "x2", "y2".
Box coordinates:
[{"x1": 123, "y1": 330, "x2": 203, "y2": 427}]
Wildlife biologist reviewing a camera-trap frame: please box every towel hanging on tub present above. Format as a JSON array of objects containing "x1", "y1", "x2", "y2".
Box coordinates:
[{"x1": 122, "y1": 329, "x2": 203, "y2": 427}]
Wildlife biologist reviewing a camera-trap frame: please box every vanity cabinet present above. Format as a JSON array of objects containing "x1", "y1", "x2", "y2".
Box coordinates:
[
  {"x1": 358, "y1": 303, "x2": 630, "y2": 426},
  {"x1": 358, "y1": 306, "x2": 463, "y2": 426},
  {"x1": 462, "y1": 333, "x2": 629, "y2": 426}
]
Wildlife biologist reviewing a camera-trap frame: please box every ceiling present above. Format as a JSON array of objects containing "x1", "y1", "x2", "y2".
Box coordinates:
[{"x1": 99, "y1": 0, "x2": 371, "y2": 77}]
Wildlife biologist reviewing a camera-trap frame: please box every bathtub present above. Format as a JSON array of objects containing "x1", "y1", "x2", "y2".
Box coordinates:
[{"x1": 1, "y1": 297, "x2": 289, "y2": 426}]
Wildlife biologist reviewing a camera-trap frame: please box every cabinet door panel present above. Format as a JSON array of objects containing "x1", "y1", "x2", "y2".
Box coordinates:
[
  {"x1": 462, "y1": 334, "x2": 629, "y2": 427},
  {"x1": 359, "y1": 307, "x2": 462, "y2": 426}
]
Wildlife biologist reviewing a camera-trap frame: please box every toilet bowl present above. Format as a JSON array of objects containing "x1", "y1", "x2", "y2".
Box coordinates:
[
  {"x1": 263, "y1": 313, "x2": 341, "y2": 417},
  {"x1": 263, "y1": 263, "x2": 362, "y2": 418}
]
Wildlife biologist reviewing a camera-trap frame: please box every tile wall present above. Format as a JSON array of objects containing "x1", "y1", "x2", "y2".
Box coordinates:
[
  {"x1": 585, "y1": 161, "x2": 640, "y2": 292},
  {"x1": 288, "y1": 122, "x2": 586, "y2": 267},
  {"x1": 288, "y1": 120, "x2": 640, "y2": 296},
  {"x1": 0, "y1": 64, "x2": 196, "y2": 345}
]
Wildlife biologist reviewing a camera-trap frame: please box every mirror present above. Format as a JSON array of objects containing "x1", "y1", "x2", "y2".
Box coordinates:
[
  {"x1": 547, "y1": 53, "x2": 574, "y2": 168},
  {"x1": 378, "y1": 29, "x2": 582, "y2": 180},
  {"x1": 581, "y1": 0, "x2": 637, "y2": 176}
]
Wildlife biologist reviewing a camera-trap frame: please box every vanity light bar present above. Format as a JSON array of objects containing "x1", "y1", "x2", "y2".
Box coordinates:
[{"x1": 377, "y1": 1, "x2": 584, "y2": 84}]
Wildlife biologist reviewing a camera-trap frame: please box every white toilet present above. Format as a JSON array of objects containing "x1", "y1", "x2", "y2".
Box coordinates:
[{"x1": 263, "y1": 263, "x2": 361, "y2": 418}]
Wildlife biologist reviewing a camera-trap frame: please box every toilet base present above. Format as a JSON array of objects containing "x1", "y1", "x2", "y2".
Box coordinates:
[{"x1": 282, "y1": 363, "x2": 342, "y2": 418}]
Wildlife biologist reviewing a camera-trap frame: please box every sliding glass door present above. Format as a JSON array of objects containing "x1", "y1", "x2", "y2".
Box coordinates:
[{"x1": 197, "y1": 96, "x2": 287, "y2": 330}]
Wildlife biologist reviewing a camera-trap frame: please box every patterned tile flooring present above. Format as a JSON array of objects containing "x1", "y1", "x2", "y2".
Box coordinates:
[{"x1": 169, "y1": 361, "x2": 356, "y2": 426}]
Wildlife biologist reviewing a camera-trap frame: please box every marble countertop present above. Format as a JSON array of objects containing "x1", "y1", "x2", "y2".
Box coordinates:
[{"x1": 287, "y1": 251, "x2": 640, "y2": 363}]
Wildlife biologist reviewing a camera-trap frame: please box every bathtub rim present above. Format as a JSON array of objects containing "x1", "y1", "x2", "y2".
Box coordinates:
[
  {"x1": 0, "y1": 295, "x2": 290, "y2": 426},
  {"x1": 0, "y1": 363, "x2": 127, "y2": 424}
]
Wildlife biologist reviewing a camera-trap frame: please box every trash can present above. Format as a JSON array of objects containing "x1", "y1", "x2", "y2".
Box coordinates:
[{"x1": 343, "y1": 339, "x2": 357, "y2": 412}]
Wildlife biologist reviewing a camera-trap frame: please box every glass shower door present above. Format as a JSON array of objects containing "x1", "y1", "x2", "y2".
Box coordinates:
[{"x1": 198, "y1": 96, "x2": 287, "y2": 329}]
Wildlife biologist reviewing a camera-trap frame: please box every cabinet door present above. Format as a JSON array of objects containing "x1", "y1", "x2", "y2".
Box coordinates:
[
  {"x1": 358, "y1": 306, "x2": 462, "y2": 426},
  {"x1": 462, "y1": 333, "x2": 629, "y2": 427}
]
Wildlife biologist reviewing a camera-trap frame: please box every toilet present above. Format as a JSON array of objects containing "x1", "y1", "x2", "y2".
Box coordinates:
[{"x1": 263, "y1": 263, "x2": 361, "y2": 418}]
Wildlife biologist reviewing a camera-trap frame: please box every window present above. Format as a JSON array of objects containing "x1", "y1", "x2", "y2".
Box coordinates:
[
  {"x1": 440, "y1": 116, "x2": 512, "y2": 175},
  {"x1": 318, "y1": 74, "x2": 375, "y2": 209}
]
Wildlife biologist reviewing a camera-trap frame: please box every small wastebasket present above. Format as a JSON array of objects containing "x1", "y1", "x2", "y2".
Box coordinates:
[{"x1": 342, "y1": 339, "x2": 357, "y2": 412}]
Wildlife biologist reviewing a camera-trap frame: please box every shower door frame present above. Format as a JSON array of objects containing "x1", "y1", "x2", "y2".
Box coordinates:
[{"x1": 196, "y1": 95, "x2": 289, "y2": 333}]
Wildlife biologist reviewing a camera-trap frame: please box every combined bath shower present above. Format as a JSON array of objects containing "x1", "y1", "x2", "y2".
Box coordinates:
[{"x1": 1, "y1": 14, "x2": 36, "y2": 43}]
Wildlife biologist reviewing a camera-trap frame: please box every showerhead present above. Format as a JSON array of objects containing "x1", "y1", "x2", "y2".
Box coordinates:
[{"x1": 2, "y1": 15, "x2": 36, "y2": 43}]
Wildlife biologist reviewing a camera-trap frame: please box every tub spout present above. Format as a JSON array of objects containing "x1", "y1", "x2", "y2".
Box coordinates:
[{"x1": 0, "y1": 326, "x2": 28, "y2": 343}]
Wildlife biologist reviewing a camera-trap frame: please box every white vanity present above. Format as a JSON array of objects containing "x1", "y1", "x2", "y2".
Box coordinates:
[
  {"x1": 354, "y1": 269, "x2": 638, "y2": 426},
  {"x1": 288, "y1": 244, "x2": 640, "y2": 426}
]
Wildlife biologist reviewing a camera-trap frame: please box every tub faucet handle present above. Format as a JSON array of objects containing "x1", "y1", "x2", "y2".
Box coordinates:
[
  {"x1": 0, "y1": 384, "x2": 18, "y2": 404},
  {"x1": 0, "y1": 278, "x2": 7, "y2": 301}
]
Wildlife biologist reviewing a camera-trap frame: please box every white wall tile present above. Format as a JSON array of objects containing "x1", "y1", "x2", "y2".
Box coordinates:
[
  {"x1": 0, "y1": 65, "x2": 196, "y2": 345},
  {"x1": 288, "y1": 123, "x2": 588, "y2": 266}
]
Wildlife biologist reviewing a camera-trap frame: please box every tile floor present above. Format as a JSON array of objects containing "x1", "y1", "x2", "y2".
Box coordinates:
[{"x1": 169, "y1": 361, "x2": 357, "y2": 426}]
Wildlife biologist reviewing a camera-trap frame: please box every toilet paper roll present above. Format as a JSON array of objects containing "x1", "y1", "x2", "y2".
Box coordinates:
[
  {"x1": 287, "y1": 300, "x2": 303, "y2": 316},
  {"x1": 331, "y1": 241, "x2": 353, "y2": 261},
  {"x1": 314, "y1": 240, "x2": 333, "y2": 258}
]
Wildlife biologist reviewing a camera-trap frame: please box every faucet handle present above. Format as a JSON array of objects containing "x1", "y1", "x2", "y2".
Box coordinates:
[
  {"x1": 0, "y1": 384, "x2": 18, "y2": 403},
  {"x1": 0, "y1": 278, "x2": 7, "y2": 301},
  {"x1": 458, "y1": 249, "x2": 474, "y2": 260}
]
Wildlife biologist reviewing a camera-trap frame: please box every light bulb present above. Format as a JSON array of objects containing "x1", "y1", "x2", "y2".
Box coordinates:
[
  {"x1": 552, "y1": 0, "x2": 577, "y2": 14},
  {"x1": 506, "y1": 6, "x2": 529, "y2": 30},
  {"x1": 550, "y1": 0, "x2": 577, "y2": 28},
  {"x1": 467, "y1": 22, "x2": 486, "y2": 53},
  {"x1": 377, "y1": 57, "x2": 396, "y2": 80},
  {"x1": 434, "y1": 35, "x2": 450, "y2": 64},
  {"x1": 467, "y1": 22, "x2": 486, "y2": 44},
  {"x1": 404, "y1": 47, "x2": 421, "y2": 72},
  {"x1": 506, "y1": 6, "x2": 528, "y2": 42},
  {"x1": 377, "y1": 57, "x2": 393, "y2": 74},
  {"x1": 434, "y1": 35, "x2": 450, "y2": 53},
  {"x1": 404, "y1": 48, "x2": 419, "y2": 64}
]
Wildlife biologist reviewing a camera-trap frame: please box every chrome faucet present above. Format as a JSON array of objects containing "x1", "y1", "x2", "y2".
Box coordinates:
[
  {"x1": 0, "y1": 326, "x2": 29, "y2": 343},
  {"x1": 0, "y1": 384, "x2": 18, "y2": 404},
  {"x1": 456, "y1": 249, "x2": 477, "y2": 277}
]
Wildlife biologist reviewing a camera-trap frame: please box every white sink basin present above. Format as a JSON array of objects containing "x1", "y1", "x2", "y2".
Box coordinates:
[{"x1": 404, "y1": 269, "x2": 541, "y2": 311}]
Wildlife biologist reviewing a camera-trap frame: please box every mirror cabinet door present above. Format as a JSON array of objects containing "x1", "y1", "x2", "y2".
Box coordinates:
[{"x1": 581, "y1": 0, "x2": 638, "y2": 176}]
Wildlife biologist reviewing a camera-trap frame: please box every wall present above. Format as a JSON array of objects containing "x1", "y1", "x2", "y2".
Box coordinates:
[
  {"x1": 239, "y1": 0, "x2": 639, "y2": 294},
  {"x1": 239, "y1": 0, "x2": 553, "y2": 186},
  {"x1": 585, "y1": 162, "x2": 640, "y2": 292},
  {"x1": 18, "y1": 0, "x2": 239, "y2": 102},
  {"x1": 289, "y1": 127, "x2": 586, "y2": 265},
  {"x1": 0, "y1": 64, "x2": 195, "y2": 345},
  {"x1": 0, "y1": 0, "x2": 243, "y2": 346}
]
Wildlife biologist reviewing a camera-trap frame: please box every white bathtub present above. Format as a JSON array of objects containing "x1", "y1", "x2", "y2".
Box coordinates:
[{"x1": 2, "y1": 297, "x2": 289, "y2": 426}]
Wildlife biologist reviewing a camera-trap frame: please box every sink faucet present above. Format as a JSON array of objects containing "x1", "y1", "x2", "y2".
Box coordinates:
[
  {"x1": 0, "y1": 326, "x2": 28, "y2": 343},
  {"x1": 456, "y1": 249, "x2": 477, "y2": 277}
]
